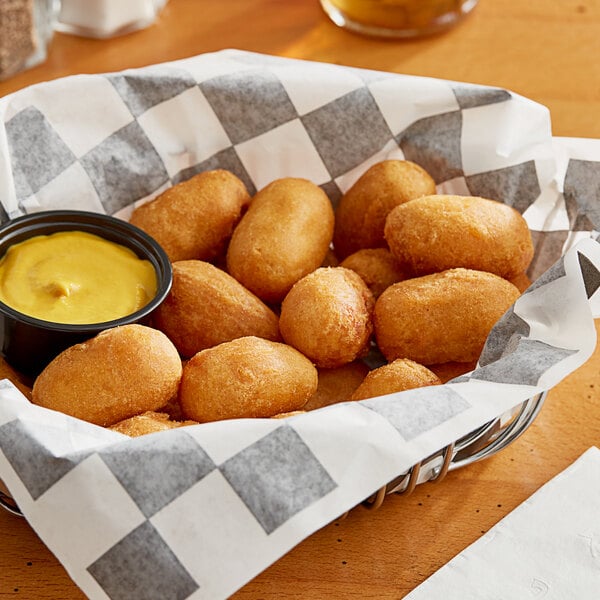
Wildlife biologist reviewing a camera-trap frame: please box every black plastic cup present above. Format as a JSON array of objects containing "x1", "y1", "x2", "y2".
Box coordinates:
[{"x1": 0, "y1": 210, "x2": 173, "y2": 380}]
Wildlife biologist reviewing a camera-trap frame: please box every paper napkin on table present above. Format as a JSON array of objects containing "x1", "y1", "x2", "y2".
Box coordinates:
[{"x1": 406, "y1": 447, "x2": 600, "y2": 599}]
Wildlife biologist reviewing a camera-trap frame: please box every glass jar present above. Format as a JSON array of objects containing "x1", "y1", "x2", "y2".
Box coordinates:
[
  {"x1": 0, "y1": 0, "x2": 58, "y2": 81},
  {"x1": 320, "y1": 0, "x2": 479, "y2": 38}
]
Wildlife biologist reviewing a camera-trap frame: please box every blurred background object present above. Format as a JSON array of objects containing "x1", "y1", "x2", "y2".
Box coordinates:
[
  {"x1": 55, "y1": 0, "x2": 168, "y2": 38},
  {"x1": 320, "y1": 0, "x2": 479, "y2": 38},
  {"x1": 0, "y1": 0, "x2": 57, "y2": 80}
]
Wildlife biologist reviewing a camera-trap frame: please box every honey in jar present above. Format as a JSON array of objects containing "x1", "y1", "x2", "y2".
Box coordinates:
[{"x1": 320, "y1": 0, "x2": 479, "y2": 38}]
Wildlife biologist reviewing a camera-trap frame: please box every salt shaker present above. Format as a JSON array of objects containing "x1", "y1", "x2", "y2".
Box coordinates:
[{"x1": 56, "y1": 0, "x2": 168, "y2": 38}]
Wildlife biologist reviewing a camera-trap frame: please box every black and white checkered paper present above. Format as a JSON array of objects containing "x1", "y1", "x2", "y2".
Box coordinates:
[{"x1": 0, "y1": 50, "x2": 599, "y2": 600}]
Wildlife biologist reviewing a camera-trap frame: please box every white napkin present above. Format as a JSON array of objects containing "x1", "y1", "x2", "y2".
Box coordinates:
[{"x1": 406, "y1": 447, "x2": 600, "y2": 599}]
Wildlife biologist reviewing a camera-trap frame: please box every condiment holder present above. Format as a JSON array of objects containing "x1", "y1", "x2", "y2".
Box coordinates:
[
  {"x1": 0, "y1": 0, "x2": 58, "y2": 81},
  {"x1": 55, "y1": 0, "x2": 168, "y2": 39},
  {"x1": 0, "y1": 210, "x2": 172, "y2": 379}
]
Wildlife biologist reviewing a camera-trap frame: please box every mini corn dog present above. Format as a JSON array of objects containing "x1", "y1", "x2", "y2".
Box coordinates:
[
  {"x1": 384, "y1": 194, "x2": 534, "y2": 280},
  {"x1": 374, "y1": 268, "x2": 520, "y2": 365}
]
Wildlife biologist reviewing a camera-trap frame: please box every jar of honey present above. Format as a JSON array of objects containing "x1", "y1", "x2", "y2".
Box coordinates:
[{"x1": 320, "y1": 0, "x2": 479, "y2": 38}]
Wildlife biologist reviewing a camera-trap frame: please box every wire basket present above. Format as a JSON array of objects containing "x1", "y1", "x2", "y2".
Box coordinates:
[
  {"x1": 362, "y1": 390, "x2": 547, "y2": 509},
  {"x1": 1, "y1": 391, "x2": 546, "y2": 517}
]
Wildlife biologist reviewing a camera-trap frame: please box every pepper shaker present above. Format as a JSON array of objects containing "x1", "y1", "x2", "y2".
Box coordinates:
[{"x1": 0, "y1": 0, "x2": 57, "y2": 81}]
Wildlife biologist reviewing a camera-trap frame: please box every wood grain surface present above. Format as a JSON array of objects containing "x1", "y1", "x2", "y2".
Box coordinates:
[{"x1": 1, "y1": 0, "x2": 600, "y2": 598}]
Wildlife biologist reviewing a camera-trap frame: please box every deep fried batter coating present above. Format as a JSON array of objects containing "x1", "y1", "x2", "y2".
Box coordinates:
[
  {"x1": 304, "y1": 361, "x2": 369, "y2": 410},
  {"x1": 279, "y1": 267, "x2": 375, "y2": 369},
  {"x1": 508, "y1": 271, "x2": 532, "y2": 293},
  {"x1": 333, "y1": 160, "x2": 436, "y2": 259},
  {"x1": 226, "y1": 177, "x2": 335, "y2": 303},
  {"x1": 0, "y1": 356, "x2": 32, "y2": 400},
  {"x1": 179, "y1": 336, "x2": 318, "y2": 422},
  {"x1": 350, "y1": 358, "x2": 441, "y2": 401},
  {"x1": 32, "y1": 325, "x2": 182, "y2": 426},
  {"x1": 158, "y1": 394, "x2": 186, "y2": 421},
  {"x1": 109, "y1": 411, "x2": 197, "y2": 437},
  {"x1": 129, "y1": 169, "x2": 250, "y2": 262},
  {"x1": 374, "y1": 268, "x2": 521, "y2": 365},
  {"x1": 153, "y1": 260, "x2": 281, "y2": 358},
  {"x1": 272, "y1": 410, "x2": 307, "y2": 419},
  {"x1": 428, "y1": 361, "x2": 478, "y2": 383},
  {"x1": 322, "y1": 247, "x2": 339, "y2": 267},
  {"x1": 384, "y1": 195, "x2": 534, "y2": 280},
  {"x1": 340, "y1": 248, "x2": 409, "y2": 298}
]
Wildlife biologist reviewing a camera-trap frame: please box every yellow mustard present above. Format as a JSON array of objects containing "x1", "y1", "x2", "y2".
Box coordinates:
[{"x1": 0, "y1": 231, "x2": 157, "y2": 324}]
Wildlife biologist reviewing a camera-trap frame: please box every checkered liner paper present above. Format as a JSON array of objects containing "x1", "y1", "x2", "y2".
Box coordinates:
[{"x1": 0, "y1": 50, "x2": 599, "y2": 600}]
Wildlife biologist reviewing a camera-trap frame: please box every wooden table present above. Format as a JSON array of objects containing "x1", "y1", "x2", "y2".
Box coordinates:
[{"x1": 1, "y1": 1, "x2": 599, "y2": 597}]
